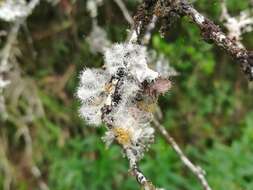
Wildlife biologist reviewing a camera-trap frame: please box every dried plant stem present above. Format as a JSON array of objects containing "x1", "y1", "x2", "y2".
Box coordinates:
[
  {"x1": 0, "y1": 20, "x2": 22, "y2": 69},
  {"x1": 113, "y1": 0, "x2": 134, "y2": 25},
  {"x1": 152, "y1": 119, "x2": 212, "y2": 190}
]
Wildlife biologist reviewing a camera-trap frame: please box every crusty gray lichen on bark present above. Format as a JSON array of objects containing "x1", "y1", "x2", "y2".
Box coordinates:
[{"x1": 133, "y1": 0, "x2": 253, "y2": 80}]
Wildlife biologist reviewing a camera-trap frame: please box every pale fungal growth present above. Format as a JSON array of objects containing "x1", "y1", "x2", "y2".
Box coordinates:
[
  {"x1": 220, "y1": 0, "x2": 253, "y2": 46},
  {"x1": 0, "y1": 0, "x2": 40, "y2": 117},
  {"x1": 102, "y1": 111, "x2": 155, "y2": 161},
  {"x1": 0, "y1": 0, "x2": 39, "y2": 22},
  {"x1": 77, "y1": 42, "x2": 171, "y2": 189},
  {"x1": 77, "y1": 68, "x2": 110, "y2": 126},
  {"x1": 105, "y1": 43, "x2": 159, "y2": 82},
  {"x1": 192, "y1": 8, "x2": 205, "y2": 25},
  {"x1": 148, "y1": 50, "x2": 178, "y2": 78},
  {"x1": 0, "y1": 20, "x2": 21, "y2": 118}
]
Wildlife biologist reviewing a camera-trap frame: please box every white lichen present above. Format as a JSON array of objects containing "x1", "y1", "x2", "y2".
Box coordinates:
[
  {"x1": 77, "y1": 68, "x2": 110, "y2": 126},
  {"x1": 148, "y1": 50, "x2": 178, "y2": 78},
  {"x1": 0, "y1": 0, "x2": 39, "y2": 22},
  {"x1": 77, "y1": 42, "x2": 168, "y2": 169},
  {"x1": 104, "y1": 43, "x2": 158, "y2": 82},
  {"x1": 220, "y1": 0, "x2": 253, "y2": 46},
  {"x1": 191, "y1": 8, "x2": 205, "y2": 24},
  {"x1": 102, "y1": 109, "x2": 154, "y2": 161}
]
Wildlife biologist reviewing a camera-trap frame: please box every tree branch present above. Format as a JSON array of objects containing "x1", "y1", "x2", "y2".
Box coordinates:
[
  {"x1": 134, "y1": 0, "x2": 253, "y2": 80},
  {"x1": 152, "y1": 119, "x2": 212, "y2": 190},
  {"x1": 114, "y1": 0, "x2": 134, "y2": 25},
  {"x1": 183, "y1": 3, "x2": 253, "y2": 80}
]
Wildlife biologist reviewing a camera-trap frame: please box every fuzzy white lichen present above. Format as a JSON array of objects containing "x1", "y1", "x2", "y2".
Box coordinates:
[
  {"x1": 104, "y1": 43, "x2": 158, "y2": 82},
  {"x1": 148, "y1": 50, "x2": 178, "y2": 78},
  {"x1": 102, "y1": 109, "x2": 154, "y2": 161},
  {"x1": 77, "y1": 43, "x2": 161, "y2": 158},
  {"x1": 220, "y1": 0, "x2": 253, "y2": 46},
  {"x1": 77, "y1": 42, "x2": 171, "y2": 189},
  {"x1": 0, "y1": 0, "x2": 39, "y2": 22},
  {"x1": 0, "y1": 20, "x2": 21, "y2": 119},
  {"x1": 77, "y1": 68, "x2": 110, "y2": 125}
]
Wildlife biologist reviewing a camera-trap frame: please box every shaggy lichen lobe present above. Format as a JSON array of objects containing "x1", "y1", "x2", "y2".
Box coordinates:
[{"x1": 77, "y1": 42, "x2": 170, "y2": 162}]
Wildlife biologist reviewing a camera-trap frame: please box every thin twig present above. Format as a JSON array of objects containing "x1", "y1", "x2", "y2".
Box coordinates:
[
  {"x1": 135, "y1": 0, "x2": 253, "y2": 80},
  {"x1": 126, "y1": 148, "x2": 159, "y2": 190},
  {"x1": 178, "y1": 1, "x2": 253, "y2": 80},
  {"x1": 142, "y1": 15, "x2": 158, "y2": 45},
  {"x1": 113, "y1": 0, "x2": 134, "y2": 25},
  {"x1": 152, "y1": 119, "x2": 212, "y2": 190},
  {"x1": 0, "y1": 20, "x2": 22, "y2": 70}
]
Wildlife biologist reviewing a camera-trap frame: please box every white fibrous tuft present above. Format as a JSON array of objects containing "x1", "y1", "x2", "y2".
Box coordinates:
[
  {"x1": 102, "y1": 109, "x2": 154, "y2": 161},
  {"x1": 116, "y1": 78, "x2": 140, "y2": 106},
  {"x1": 77, "y1": 69, "x2": 109, "y2": 103},
  {"x1": 0, "y1": 0, "x2": 39, "y2": 22},
  {"x1": 220, "y1": 1, "x2": 253, "y2": 47},
  {"x1": 148, "y1": 50, "x2": 178, "y2": 78},
  {"x1": 78, "y1": 42, "x2": 171, "y2": 164},
  {"x1": 104, "y1": 43, "x2": 159, "y2": 82},
  {"x1": 77, "y1": 68, "x2": 110, "y2": 126},
  {"x1": 79, "y1": 104, "x2": 103, "y2": 126}
]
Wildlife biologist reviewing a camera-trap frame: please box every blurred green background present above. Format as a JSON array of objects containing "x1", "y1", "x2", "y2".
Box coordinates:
[{"x1": 1, "y1": 0, "x2": 253, "y2": 189}]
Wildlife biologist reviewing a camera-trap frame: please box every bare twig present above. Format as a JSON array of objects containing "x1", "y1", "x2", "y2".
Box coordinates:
[
  {"x1": 184, "y1": 3, "x2": 253, "y2": 80},
  {"x1": 126, "y1": 148, "x2": 161, "y2": 190},
  {"x1": 152, "y1": 119, "x2": 212, "y2": 190},
  {"x1": 0, "y1": 0, "x2": 40, "y2": 68},
  {"x1": 114, "y1": 0, "x2": 134, "y2": 25},
  {"x1": 0, "y1": 20, "x2": 22, "y2": 70},
  {"x1": 134, "y1": 0, "x2": 253, "y2": 80}
]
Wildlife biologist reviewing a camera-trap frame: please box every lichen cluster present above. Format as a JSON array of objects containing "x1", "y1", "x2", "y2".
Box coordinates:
[{"x1": 77, "y1": 42, "x2": 171, "y2": 165}]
